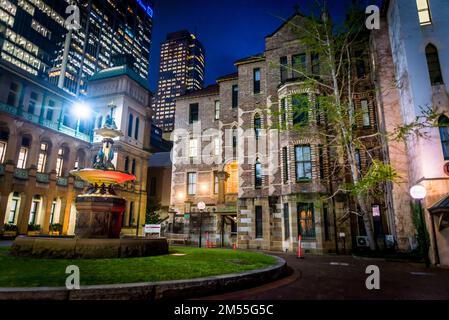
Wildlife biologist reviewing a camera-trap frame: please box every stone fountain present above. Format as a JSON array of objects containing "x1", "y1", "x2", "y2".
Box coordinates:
[{"x1": 11, "y1": 105, "x2": 168, "y2": 258}]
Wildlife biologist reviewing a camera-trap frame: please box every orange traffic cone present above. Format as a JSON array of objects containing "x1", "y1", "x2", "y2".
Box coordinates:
[{"x1": 297, "y1": 235, "x2": 304, "y2": 259}]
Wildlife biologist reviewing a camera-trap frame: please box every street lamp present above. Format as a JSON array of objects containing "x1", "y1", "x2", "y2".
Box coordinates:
[
  {"x1": 73, "y1": 101, "x2": 91, "y2": 138},
  {"x1": 409, "y1": 184, "x2": 430, "y2": 267},
  {"x1": 197, "y1": 201, "x2": 206, "y2": 248}
]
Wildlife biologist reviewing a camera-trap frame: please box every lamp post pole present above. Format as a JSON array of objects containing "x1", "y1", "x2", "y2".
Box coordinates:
[
  {"x1": 410, "y1": 184, "x2": 430, "y2": 268},
  {"x1": 197, "y1": 202, "x2": 206, "y2": 248}
]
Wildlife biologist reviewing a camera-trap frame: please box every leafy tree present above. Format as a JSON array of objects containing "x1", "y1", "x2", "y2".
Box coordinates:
[{"x1": 146, "y1": 200, "x2": 161, "y2": 224}]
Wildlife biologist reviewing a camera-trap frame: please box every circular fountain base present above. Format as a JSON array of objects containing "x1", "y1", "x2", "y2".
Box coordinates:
[{"x1": 11, "y1": 236, "x2": 168, "y2": 259}]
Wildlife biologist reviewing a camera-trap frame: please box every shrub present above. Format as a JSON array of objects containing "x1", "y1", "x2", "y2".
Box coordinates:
[
  {"x1": 27, "y1": 224, "x2": 41, "y2": 232},
  {"x1": 49, "y1": 223, "x2": 63, "y2": 232},
  {"x1": 4, "y1": 224, "x2": 18, "y2": 232}
]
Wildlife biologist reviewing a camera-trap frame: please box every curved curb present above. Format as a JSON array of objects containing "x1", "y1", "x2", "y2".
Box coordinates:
[{"x1": 0, "y1": 254, "x2": 287, "y2": 300}]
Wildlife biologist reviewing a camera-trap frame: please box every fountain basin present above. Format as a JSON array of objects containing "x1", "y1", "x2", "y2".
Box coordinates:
[
  {"x1": 11, "y1": 236, "x2": 168, "y2": 259},
  {"x1": 71, "y1": 168, "x2": 135, "y2": 186}
]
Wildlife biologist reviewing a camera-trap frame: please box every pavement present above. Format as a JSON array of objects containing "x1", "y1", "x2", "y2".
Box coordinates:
[
  {"x1": 200, "y1": 251, "x2": 449, "y2": 300},
  {"x1": 0, "y1": 241, "x2": 12, "y2": 247}
]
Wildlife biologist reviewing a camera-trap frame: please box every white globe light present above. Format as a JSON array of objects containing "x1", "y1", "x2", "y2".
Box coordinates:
[
  {"x1": 73, "y1": 102, "x2": 90, "y2": 119},
  {"x1": 197, "y1": 201, "x2": 206, "y2": 210},
  {"x1": 410, "y1": 184, "x2": 427, "y2": 200}
]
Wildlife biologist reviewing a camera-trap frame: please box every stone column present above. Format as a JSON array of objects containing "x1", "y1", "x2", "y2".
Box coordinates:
[
  {"x1": 0, "y1": 163, "x2": 14, "y2": 229},
  {"x1": 18, "y1": 192, "x2": 32, "y2": 234},
  {"x1": 42, "y1": 192, "x2": 56, "y2": 233},
  {"x1": 216, "y1": 171, "x2": 229, "y2": 204},
  {"x1": 61, "y1": 178, "x2": 74, "y2": 235}
]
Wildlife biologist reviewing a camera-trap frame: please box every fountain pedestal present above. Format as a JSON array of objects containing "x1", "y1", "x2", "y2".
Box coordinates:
[{"x1": 75, "y1": 196, "x2": 126, "y2": 239}]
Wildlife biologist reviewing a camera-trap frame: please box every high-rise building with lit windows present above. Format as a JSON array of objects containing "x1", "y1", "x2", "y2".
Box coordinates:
[
  {"x1": 153, "y1": 30, "x2": 205, "y2": 132},
  {"x1": 0, "y1": 0, "x2": 154, "y2": 96},
  {"x1": 49, "y1": 0, "x2": 154, "y2": 96}
]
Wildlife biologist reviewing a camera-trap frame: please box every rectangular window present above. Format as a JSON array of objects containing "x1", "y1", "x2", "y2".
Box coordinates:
[
  {"x1": 253, "y1": 68, "x2": 261, "y2": 94},
  {"x1": 150, "y1": 177, "x2": 157, "y2": 196},
  {"x1": 255, "y1": 161, "x2": 262, "y2": 188},
  {"x1": 282, "y1": 146, "x2": 289, "y2": 183},
  {"x1": 281, "y1": 98, "x2": 287, "y2": 127},
  {"x1": 49, "y1": 200, "x2": 56, "y2": 225},
  {"x1": 8, "y1": 198, "x2": 19, "y2": 223},
  {"x1": 189, "y1": 103, "x2": 199, "y2": 124},
  {"x1": 232, "y1": 85, "x2": 238, "y2": 108},
  {"x1": 283, "y1": 203, "x2": 290, "y2": 239},
  {"x1": 28, "y1": 92, "x2": 38, "y2": 115},
  {"x1": 0, "y1": 141, "x2": 7, "y2": 163},
  {"x1": 189, "y1": 139, "x2": 198, "y2": 158},
  {"x1": 280, "y1": 56, "x2": 288, "y2": 83},
  {"x1": 292, "y1": 94, "x2": 309, "y2": 126},
  {"x1": 295, "y1": 145, "x2": 312, "y2": 181},
  {"x1": 46, "y1": 100, "x2": 54, "y2": 121},
  {"x1": 7, "y1": 82, "x2": 19, "y2": 106},
  {"x1": 214, "y1": 100, "x2": 220, "y2": 120},
  {"x1": 356, "y1": 52, "x2": 366, "y2": 78},
  {"x1": 416, "y1": 0, "x2": 432, "y2": 26},
  {"x1": 311, "y1": 53, "x2": 320, "y2": 76},
  {"x1": 29, "y1": 200, "x2": 38, "y2": 224},
  {"x1": 17, "y1": 147, "x2": 28, "y2": 169},
  {"x1": 292, "y1": 53, "x2": 306, "y2": 78},
  {"x1": 323, "y1": 205, "x2": 330, "y2": 241},
  {"x1": 355, "y1": 149, "x2": 362, "y2": 172},
  {"x1": 318, "y1": 144, "x2": 325, "y2": 180},
  {"x1": 56, "y1": 148, "x2": 64, "y2": 177},
  {"x1": 361, "y1": 100, "x2": 371, "y2": 127},
  {"x1": 297, "y1": 203, "x2": 315, "y2": 239},
  {"x1": 187, "y1": 172, "x2": 197, "y2": 195},
  {"x1": 214, "y1": 174, "x2": 219, "y2": 194},
  {"x1": 36, "y1": 143, "x2": 48, "y2": 173},
  {"x1": 255, "y1": 205, "x2": 263, "y2": 238}
]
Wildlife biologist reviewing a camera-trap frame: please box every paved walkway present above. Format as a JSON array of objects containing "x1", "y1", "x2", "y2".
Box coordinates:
[
  {"x1": 0, "y1": 241, "x2": 12, "y2": 247},
  {"x1": 201, "y1": 252, "x2": 449, "y2": 300}
]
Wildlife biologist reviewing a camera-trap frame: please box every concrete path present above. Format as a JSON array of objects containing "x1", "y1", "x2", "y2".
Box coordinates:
[{"x1": 200, "y1": 252, "x2": 449, "y2": 300}]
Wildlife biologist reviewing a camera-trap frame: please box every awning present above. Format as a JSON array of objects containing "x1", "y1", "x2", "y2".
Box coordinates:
[{"x1": 428, "y1": 194, "x2": 449, "y2": 230}]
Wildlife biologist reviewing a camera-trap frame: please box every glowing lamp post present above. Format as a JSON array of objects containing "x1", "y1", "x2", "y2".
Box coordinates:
[
  {"x1": 198, "y1": 201, "x2": 206, "y2": 248},
  {"x1": 409, "y1": 184, "x2": 430, "y2": 267}
]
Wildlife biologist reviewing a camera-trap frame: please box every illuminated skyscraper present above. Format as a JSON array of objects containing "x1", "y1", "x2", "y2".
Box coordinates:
[
  {"x1": 0, "y1": 0, "x2": 154, "y2": 96},
  {"x1": 49, "y1": 0, "x2": 154, "y2": 95},
  {"x1": 153, "y1": 30, "x2": 205, "y2": 132}
]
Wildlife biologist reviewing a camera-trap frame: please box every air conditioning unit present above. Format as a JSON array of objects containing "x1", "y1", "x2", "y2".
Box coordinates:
[{"x1": 356, "y1": 236, "x2": 370, "y2": 247}]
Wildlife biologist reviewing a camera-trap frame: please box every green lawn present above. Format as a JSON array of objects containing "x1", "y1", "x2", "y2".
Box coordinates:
[{"x1": 0, "y1": 246, "x2": 276, "y2": 287}]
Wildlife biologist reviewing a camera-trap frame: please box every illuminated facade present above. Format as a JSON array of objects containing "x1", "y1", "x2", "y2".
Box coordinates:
[
  {"x1": 153, "y1": 30, "x2": 205, "y2": 132},
  {"x1": 49, "y1": 0, "x2": 154, "y2": 96},
  {"x1": 0, "y1": 0, "x2": 153, "y2": 96}
]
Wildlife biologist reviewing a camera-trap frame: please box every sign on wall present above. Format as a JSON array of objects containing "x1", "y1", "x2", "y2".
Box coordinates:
[{"x1": 144, "y1": 224, "x2": 161, "y2": 236}]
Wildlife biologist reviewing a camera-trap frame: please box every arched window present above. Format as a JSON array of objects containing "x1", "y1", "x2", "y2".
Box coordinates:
[
  {"x1": 134, "y1": 117, "x2": 140, "y2": 140},
  {"x1": 128, "y1": 202, "x2": 134, "y2": 226},
  {"x1": 255, "y1": 158, "x2": 262, "y2": 188},
  {"x1": 438, "y1": 115, "x2": 449, "y2": 160},
  {"x1": 127, "y1": 113, "x2": 133, "y2": 137},
  {"x1": 131, "y1": 159, "x2": 136, "y2": 175},
  {"x1": 426, "y1": 44, "x2": 444, "y2": 85},
  {"x1": 254, "y1": 114, "x2": 261, "y2": 139}
]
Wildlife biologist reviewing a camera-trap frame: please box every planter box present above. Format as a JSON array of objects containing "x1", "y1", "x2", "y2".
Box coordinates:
[
  {"x1": 27, "y1": 231, "x2": 41, "y2": 236},
  {"x1": 2, "y1": 231, "x2": 17, "y2": 238},
  {"x1": 49, "y1": 231, "x2": 60, "y2": 236}
]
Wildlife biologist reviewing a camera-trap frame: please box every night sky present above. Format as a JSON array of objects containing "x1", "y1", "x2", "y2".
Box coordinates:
[{"x1": 148, "y1": 0, "x2": 373, "y2": 91}]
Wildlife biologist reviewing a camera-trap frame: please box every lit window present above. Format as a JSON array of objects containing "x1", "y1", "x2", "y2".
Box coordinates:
[
  {"x1": 416, "y1": 0, "x2": 432, "y2": 26},
  {"x1": 36, "y1": 143, "x2": 48, "y2": 173},
  {"x1": 361, "y1": 100, "x2": 371, "y2": 127},
  {"x1": 255, "y1": 158, "x2": 262, "y2": 188},
  {"x1": 189, "y1": 139, "x2": 198, "y2": 157},
  {"x1": 297, "y1": 203, "x2": 315, "y2": 239},
  {"x1": 0, "y1": 134, "x2": 7, "y2": 163},
  {"x1": 17, "y1": 147, "x2": 28, "y2": 169},
  {"x1": 55, "y1": 148, "x2": 64, "y2": 177},
  {"x1": 8, "y1": 195, "x2": 19, "y2": 224},
  {"x1": 187, "y1": 172, "x2": 197, "y2": 195}
]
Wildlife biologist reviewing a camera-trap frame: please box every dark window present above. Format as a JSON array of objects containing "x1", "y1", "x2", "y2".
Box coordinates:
[
  {"x1": 295, "y1": 145, "x2": 312, "y2": 180},
  {"x1": 232, "y1": 85, "x2": 238, "y2": 108},
  {"x1": 311, "y1": 53, "x2": 320, "y2": 76},
  {"x1": 356, "y1": 51, "x2": 366, "y2": 78},
  {"x1": 426, "y1": 44, "x2": 444, "y2": 85},
  {"x1": 134, "y1": 117, "x2": 140, "y2": 139},
  {"x1": 232, "y1": 127, "x2": 237, "y2": 157},
  {"x1": 255, "y1": 206, "x2": 263, "y2": 238},
  {"x1": 189, "y1": 103, "x2": 199, "y2": 124},
  {"x1": 280, "y1": 56, "x2": 288, "y2": 83},
  {"x1": 361, "y1": 100, "x2": 371, "y2": 127},
  {"x1": 150, "y1": 177, "x2": 157, "y2": 196},
  {"x1": 46, "y1": 100, "x2": 54, "y2": 121},
  {"x1": 7, "y1": 82, "x2": 19, "y2": 106},
  {"x1": 372, "y1": 204, "x2": 383, "y2": 236},
  {"x1": 438, "y1": 115, "x2": 449, "y2": 160},
  {"x1": 124, "y1": 156, "x2": 129, "y2": 172},
  {"x1": 323, "y1": 205, "x2": 330, "y2": 241},
  {"x1": 28, "y1": 92, "x2": 38, "y2": 115},
  {"x1": 318, "y1": 144, "x2": 325, "y2": 180},
  {"x1": 355, "y1": 149, "x2": 362, "y2": 172},
  {"x1": 131, "y1": 159, "x2": 136, "y2": 175},
  {"x1": 297, "y1": 203, "x2": 315, "y2": 239},
  {"x1": 255, "y1": 159, "x2": 262, "y2": 188},
  {"x1": 254, "y1": 114, "x2": 261, "y2": 139},
  {"x1": 292, "y1": 53, "x2": 306, "y2": 78},
  {"x1": 253, "y1": 68, "x2": 261, "y2": 94},
  {"x1": 128, "y1": 202, "x2": 134, "y2": 226},
  {"x1": 292, "y1": 94, "x2": 309, "y2": 126},
  {"x1": 127, "y1": 114, "x2": 133, "y2": 137},
  {"x1": 282, "y1": 146, "x2": 289, "y2": 183},
  {"x1": 283, "y1": 203, "x2": 290, "y2": 239},
  {"x1": 281, "y1": 98, "x2": 287, "y2": 127}
]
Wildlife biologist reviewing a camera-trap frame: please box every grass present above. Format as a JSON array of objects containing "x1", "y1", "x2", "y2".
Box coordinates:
[{"x1": 0, "y1": 246, "x2": 276, "y2": 287}]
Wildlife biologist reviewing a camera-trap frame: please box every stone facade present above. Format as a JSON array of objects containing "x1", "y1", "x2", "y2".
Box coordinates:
[{"x1": 171, "y1": 13, "x2": 387, "y2": 253}]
